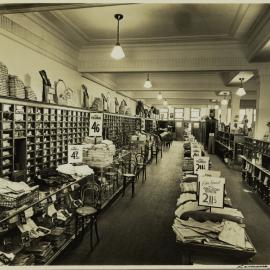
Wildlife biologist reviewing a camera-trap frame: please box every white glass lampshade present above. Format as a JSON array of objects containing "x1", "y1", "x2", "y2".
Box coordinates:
[
  {"x1": 221, "y1": 99, "x2": 228, "y2": 106},
  {"x1": 144, "y1": 79, "x2": 152, "y2": 89},
  {"x1": 157, "y1": 92, "x2": 163, "y2": 100},
  {"x1": 236, "y1": 87, "x2": 246, "y2": 97},
  {"x1": 111, "y1": 44, "x2": 125, "y2": 60},
  {"x1": 163, "y1": 99, "x2": 168, "y2": 106}
]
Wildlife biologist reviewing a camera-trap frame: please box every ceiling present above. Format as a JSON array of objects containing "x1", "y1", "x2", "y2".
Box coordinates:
[
  {"x1": 4, "y1": 3, "x2": 269, "y2": 108},
  {"x1": 40, "y1": 4, "x2": 266, "y2": 45}
]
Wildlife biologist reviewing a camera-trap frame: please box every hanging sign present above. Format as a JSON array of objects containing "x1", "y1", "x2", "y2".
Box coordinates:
[
  {"x1": 191, "y1": 143, "x2": 201, "y2": 158},
  {"x1": 141, "y1": 118, "x2": 146, "y2": 131},
  {"x1": 198, "y1": 176, "x2": 225, "y2": 208},
  {"x1": 89, "y1": 113, "x2": 103, "y2": 137},
  {"x1": 194, "y1": 156, "x2": 209, "y2": 175},
  {"x1": 68, "y1": 145, "x2": 83, "y2": 163}
]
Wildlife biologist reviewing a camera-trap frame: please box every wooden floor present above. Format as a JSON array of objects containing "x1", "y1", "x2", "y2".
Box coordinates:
[{"x1": 54, "y1": 141, "x2": 270, "y2": 265}]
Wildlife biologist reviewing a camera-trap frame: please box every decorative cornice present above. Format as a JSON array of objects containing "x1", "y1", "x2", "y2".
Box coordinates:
[{"x1": 0, "y1": 15, "x2": 78, "y2": 70}]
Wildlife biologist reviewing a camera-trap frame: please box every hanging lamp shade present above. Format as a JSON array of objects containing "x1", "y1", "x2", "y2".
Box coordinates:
[
  {"x1": 144, "y1": 73, "x2": 152, "y2": 88},
  {"x1": 236, "y1": 78, "x2": 246, "y2": 97},
  {"x1": 157, "y1": 92, "x2": 163, "y2": 100},
  {"x1": 111, "y1": 14, "x2": 125, "y2": 60},
  {"x1": 221, "y1": 98, "x2": 228, "y2": 106},
  {"x1": 163, "y1": 99, "x2": 168, "y2": 106}
]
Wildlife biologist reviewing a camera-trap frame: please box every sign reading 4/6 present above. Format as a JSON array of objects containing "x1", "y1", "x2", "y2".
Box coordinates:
[
  {"x1": 89, "y1": 113, "x2": 103, "y2": 137},
  {"x1": 194, "y1": 156, "x2": 209, "y2": 175},
  {"x1": 68, "y1": 145, "x2": 83, "y2": 163},
  {"x1": 198, "y1": 176, "x2": 225, "y2": 208}
]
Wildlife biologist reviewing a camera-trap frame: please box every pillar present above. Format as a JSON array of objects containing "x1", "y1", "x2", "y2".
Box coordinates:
[
  {"x1": 220, "y1": 104, "x2": 228, "y2": 124},
  {"x1": 230, "y1": 93, "x2": 240, "y2": 130},
  {"x1": 255, "y1": 67, "x2": 270, "y2": 139}
]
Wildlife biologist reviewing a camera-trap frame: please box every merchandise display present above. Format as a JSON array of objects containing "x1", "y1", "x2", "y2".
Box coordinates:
[{"x1": 2, "y1": 2, "x2": 270, "y2": 267}]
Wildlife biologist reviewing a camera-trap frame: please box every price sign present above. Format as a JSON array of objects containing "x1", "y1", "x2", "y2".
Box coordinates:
[
  {"x1": 194, "y1": 156, "x2": 209, "y2": 175},
  {"x1": 141, "y1": 118, "x2": 146, "y2": 131},
  {"x1": 89, "y1": 113, "x2": 103, "y2": 137},
  {"x1": 68, "y1": 145, "x2": 83, "y2": 163},
  {"x1": 198, "y1": 176, "x2": 225, "y2": 208},
  {"x1": 201, "y1": 170, "x2": 221, "y2": 177},
  {"x1": 191, "y1": 143, "x2": 201, "y2": 158}
]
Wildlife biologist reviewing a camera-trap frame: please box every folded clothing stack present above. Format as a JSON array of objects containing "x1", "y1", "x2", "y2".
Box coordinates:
[
  {"x1": 172, "y1": 217, "x2": 254, "y2": 251},
  {"x1": 56, "y1": 164, "x2": 94, "y2": 179},
  {"x1": 180, "y1": 182, "x2": 197, "y2": 193},
  {"x1": 39, "y1": 168, "x2": 73, "y2": 187},
  {"x1": 8, "y1": 75, "x2": 25, "y2": 99},
  {"x1": 83, "y1": 143, "x2": 114, "y2": 168},
  {"x1": 25, "y1": 241, "x2": 54, "y2": 265},
  {"x1": 11, "y1": 252, "x2": 35, "y2": 265},
  {"x1": 0, "y1": 251, "x2": 15, "y2": 266},
  {"x1": 182, "y1": 158, "x2": 194, "y2": 172},
  {"x1": 0, "y1": 62, "x2": 8, "y2": 96},
  {"x1": 44, "y1": 227, "x2": 66, "y2": 250}
]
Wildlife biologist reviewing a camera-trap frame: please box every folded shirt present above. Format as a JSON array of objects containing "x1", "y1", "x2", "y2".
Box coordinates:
[
  {"x1": 175, "y1": 201, "x2": 208, "y2": 219},
  {"x1": 177, "y1": 193, "x2": 197, "y2": 207},
  {"x1": 180, "y1": 182, "x2": 197, "y2": 193}
]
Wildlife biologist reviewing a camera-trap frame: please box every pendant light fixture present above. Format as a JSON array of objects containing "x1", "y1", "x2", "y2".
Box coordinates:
[
  {"x1": 221, "y1": 96, "x2": 228, "y2": 106},
  {"x1": 111, "y1": 14, "x2": 125, "y2": 60},
  {"x1": 144, "y1": 73, "x2": 152, "y2": 89},
  {"x1": 157, "y1": 92, "x2": 163, "y2": 100},
  {"x1": 163, "y1": 99, "x2": 168, "y2": 106},
  {"x1": 236, "y1": 78, "x2": 246, "y2": 97}
]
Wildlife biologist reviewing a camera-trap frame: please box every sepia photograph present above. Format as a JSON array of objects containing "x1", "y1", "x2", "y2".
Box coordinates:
[{"x1": 0, "y1": 0, "x2": 269, "y2": 269}]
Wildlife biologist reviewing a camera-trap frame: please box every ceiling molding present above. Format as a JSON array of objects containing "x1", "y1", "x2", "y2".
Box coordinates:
[
  {"x1": 49, "y1": 10, "x2": 91, "y2": 44},
  {"x1": 246, "y1": 6, "x2": 270, "y2": 61},
  {"x1": 0, "y1": 15, "x2": 78, "y2": 70},
  {"x1": 24, "y1": 12, "x2": 79, "y2": 51},
  {"x1": 82, "y1": 73, "x2": 117, "y2": 90}
]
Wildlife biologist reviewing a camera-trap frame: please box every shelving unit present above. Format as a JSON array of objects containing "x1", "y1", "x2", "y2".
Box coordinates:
[
  {"x1": 103, "y1": 112, "x2": 140, "y2": 148},
  {"x1": 215, "y1": 131, "x2": 244, "y2": 164},
  {"x1": 240, "y1": 137, "x2": 270, "y2": 204},
  {"x1": 0, "y1": 97, "x2": 91, "y2": 184}
]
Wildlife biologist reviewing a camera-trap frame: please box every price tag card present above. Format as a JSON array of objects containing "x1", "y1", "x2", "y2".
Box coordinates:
[
  {"x1": 141, "y1": 118, "x2": 146, "y2": 131},
  {"x1": 89, "y1": 113, "x2": 103, "y2": 137},
  {"x1": 194, "y1": 156, "x2": 209, "y2": 176},
  {"x1": 198, "y1": 176, "x2": 225, "y2": 208},
  {"x1": 201, "y1": 170, "x2": 221, "y2": 177},
  {"x1": 191, "y1": 144, "x2": 201, "y2": 158},
  {"x1": 68, "y1": 145, "x2": 83, "y2": 163}
]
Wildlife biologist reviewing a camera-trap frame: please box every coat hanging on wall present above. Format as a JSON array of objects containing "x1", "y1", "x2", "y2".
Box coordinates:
[
  {"x1": 101, "y1": 93, "x2": 108, "y2": 112},
  {"x1": 39, "y1": 70, "x2": 51, "y2": 103},
  {"x1": 119, "y1": 99, "x2": 127, "y2": 115},
  {"x1": 91, "y1": 97, "x2": 103, "y2": 112},
  {"x1": 82, "y1": 84, "x2": 89, "y2": 109},
  {"x1": 115, "y1": 97, "x2": 119, "y2": 113},
  {"x1": 136, "y1": 100, "x2": 144, "y2": 117}
]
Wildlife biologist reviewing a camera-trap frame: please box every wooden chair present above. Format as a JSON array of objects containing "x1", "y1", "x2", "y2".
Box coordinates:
[
  {"x1": 135, "y1": 150, "x2": 148, "y2": 181},
  {"x1": 76, "y1": 183, "x2": 100, "y2": 251},
  {"x1": 121, "y1": 159, "x2": 138, "y2": 197}
]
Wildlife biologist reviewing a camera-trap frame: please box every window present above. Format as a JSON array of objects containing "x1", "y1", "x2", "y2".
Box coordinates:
[
  {"x1": 159, "y1": 108, "x2": 168, "y2": 120},
  {"x1": 174, "y1": 108, "x2": 184, "y2": 120},
  {"x1": 190, "y1": 108, "x2": 200, "y2": 121}
]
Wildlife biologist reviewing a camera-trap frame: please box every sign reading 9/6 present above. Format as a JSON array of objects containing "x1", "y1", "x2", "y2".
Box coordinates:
[
  {"x1": 89, "y1": 113, "x2": 103, "y2": 137},
  {"x1": 68, "y1": 145, "x2": 83, "y2": 163},
  {"x1": 198, "y1": 176, "x2": 225, "y2": 208}
]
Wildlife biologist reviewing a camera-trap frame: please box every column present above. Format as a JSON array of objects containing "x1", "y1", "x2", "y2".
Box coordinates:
[
  {"x1": 220, "y1": 104, "x2": 228, "y2": 124},
  {"x1": 255, "y1": 67, "x2": 270, "y2": 139},
  {"x1": 230, "y1": 92, "x2": 240, "y2": 130}
]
